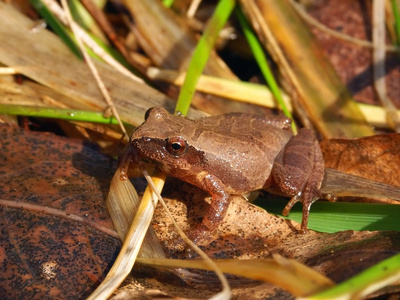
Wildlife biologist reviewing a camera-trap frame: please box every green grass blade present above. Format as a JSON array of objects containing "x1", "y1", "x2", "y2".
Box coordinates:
[
  {"x1": 309, "y1": 253, "x2": 400, "y2": 299},
  {"x1": 31, "y1": 0, "x2": 133, "y2": 70},
  {"x1": 255, "y1": 199, "x2": 400, "y2": 233},
  {"x1": 162, "y1": 0, "x2": 175, "y2": 8},
  {"x1": 30, "y1": 0, "x2": 82, "y2": 58},
  {"x1": 174, "y1": 0, "x2": 236, "y2": 116},
  {"x1": 392, "y1": 0, "x2": 400, "y2": 45},
  {"x1": 0, "y1": 104, "x2": 125, "y2": 125},
  {"x1": 235, "y1": 6, "x2": 294, "y2": 130}
]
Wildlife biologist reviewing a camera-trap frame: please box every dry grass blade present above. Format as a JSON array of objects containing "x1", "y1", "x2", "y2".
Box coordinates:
[
  {"x1": 148, "y1": 67, "x2": 292, "y2": 110},
  {"x1": 0, "y1": 2, "x2": 178, "y2": 126},
  {"x1": 372, "y1": 0, "x2": 400, "y2": 131},
  {"x1": 60, "y1": 0, "x2": 127, "y2": 137},
  {"x1": 239, "y1": 0, "x2": 375, "y2": 138},
  {"x1": 290, "y1": 0, "x2": 400, "y2": 53},
  {"x1": 88, "y1": 170, "x2": 166, "y2": 300},
  {"x1": 137, "y1": 254, "x2": 334, "y2": 297},
  {"x1": 0, "y1": 67, "x2": 16, "y2": 75},
  {"x1": 106, "y1": 168, "x2": 140, "y2": 240},
  {"x1": 42, "y1": 0, "x2": 144, "y2": 84},
  {"x1": 106, "y1": 168, "x2": 165, "y2": 259},
  {"x1": 0, "y1": 198, "x2": 119, "y2": 238},
  {"x1": 358, "y1": 103, "x2": 400, "y2": 128},
  {"x1": 322, "y1": 168, "x2": 400, "y2": 202}
]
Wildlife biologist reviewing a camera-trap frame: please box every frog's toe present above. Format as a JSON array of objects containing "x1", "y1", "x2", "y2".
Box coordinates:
[
  {"x1": 282, "y1": 192, "x2": 302, "y2": 216},
  {"x1": 323, "y1": 193, "x2": 337, "y2": 202}
]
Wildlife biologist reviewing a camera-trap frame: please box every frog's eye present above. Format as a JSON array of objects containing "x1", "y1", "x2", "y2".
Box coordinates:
[{"x1": 166, "y1": 137, "x2": 188, "y2": 156}]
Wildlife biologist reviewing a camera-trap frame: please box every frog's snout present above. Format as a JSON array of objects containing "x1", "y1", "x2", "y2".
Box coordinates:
[
  {"x1": 118, "y1": 144, "x2": 156, "y2": 180},
  {"x1": 118, "y1": 144, "x2": 141, "y2": 180}
]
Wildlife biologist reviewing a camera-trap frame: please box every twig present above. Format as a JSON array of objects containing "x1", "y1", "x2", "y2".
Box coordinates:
[
  {"x1": 372, "y1": 0, "x2": 400, "y2": 131},
  {"x1": 60, "y1": 0, "x2": 127, "y2": 138},
  {"x1": 187, "y1": 0, "x2": 202, "y2": 18},
  {"x1": 290, "y1": 0, "x2": 400, "y2": 53},
  {"x1": 41, "y1": 0, "x2": 144, "y2": 84},
  {"x1": 0, "y1": 198, "x2": 119, "y2": 238}
]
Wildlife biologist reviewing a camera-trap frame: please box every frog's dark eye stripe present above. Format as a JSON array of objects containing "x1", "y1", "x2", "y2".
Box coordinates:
[
  {"x1": 144, "y1": 107, "x2": 153, "y2": 120},
  {"x1": 166, "y1": 137, "x2": 188, "y2": 156}
]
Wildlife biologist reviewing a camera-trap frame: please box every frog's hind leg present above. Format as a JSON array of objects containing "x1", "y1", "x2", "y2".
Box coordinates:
[{"x1": 272, "y1": 128, "x2": 325, "y2": 232}]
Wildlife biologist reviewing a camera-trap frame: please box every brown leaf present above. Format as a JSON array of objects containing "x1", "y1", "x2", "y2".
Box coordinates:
[
  {"x1": 0, "y1": 124, "x2": 120, "y2": 299},
  {"x1": 320, "y1": 133, "x2": 400, "y2": 187},
  {"x1": 308, "y1": 0, "x2": 400, "y2": 106}
]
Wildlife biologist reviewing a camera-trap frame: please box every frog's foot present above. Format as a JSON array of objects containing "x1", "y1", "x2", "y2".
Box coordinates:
[
  {"x1": 173, "y1": 226, "x2": 211, "y2": 258},
  {"x1": 282, "y1": 193, "x2": 310, "y2": 233},
  {"x1": 282, "y1": 192, "x2": 301, "y2": 217},
  {"x1": 282, "y1": 186, "x2": 323, "y2": 233},
  {"x1": 283, "y1": 190, "x2": 337, "y2": 233},
  {"x1": 187, "y1": 224, "x2": 213, "y2": 245}
]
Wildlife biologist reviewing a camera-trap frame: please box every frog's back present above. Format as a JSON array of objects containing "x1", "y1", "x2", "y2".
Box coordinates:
[{"x1": 184, "y1": 113, "x2": 293, "y2": 193}]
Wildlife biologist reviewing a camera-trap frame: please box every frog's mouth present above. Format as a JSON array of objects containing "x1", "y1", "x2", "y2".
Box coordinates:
[{"x1": 118, "y1": 144, "x2": 155, "y2": 180}]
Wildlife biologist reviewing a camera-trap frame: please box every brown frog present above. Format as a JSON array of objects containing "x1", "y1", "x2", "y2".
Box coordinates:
[{"x1": 119, "y1": 106, "x2": 327, "y2": 240}]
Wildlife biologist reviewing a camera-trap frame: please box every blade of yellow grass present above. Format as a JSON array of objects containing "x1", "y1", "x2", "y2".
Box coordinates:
[
  {"x1": 0, "y1": 67, "x2": 17, "y2": 75},
  {"x1": 106, "y1": 167, "x2": 165, "y2": 259},
  {"x1": 372, "y1": 0, "x2": 400, "y2": 131},
  {"x1": 358, "y1": 103, "x2": 400, "y2": 128},
  {"x1": 148, "y1": 67, "x2": 400, "y2": 129},
  {"x1": 137, "y1": 254, "x2": 335, "y2": 297},
  {"x1": 147, "y1": 67, "x2": 293, "y2": 111},
  {"x1": 88, "y1": 170, "x2": 166, "y2": 300}
]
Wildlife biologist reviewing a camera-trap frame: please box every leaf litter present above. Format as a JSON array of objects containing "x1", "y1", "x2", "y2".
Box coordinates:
[{"x1": 0, "y1": 124, "x2": 120, "y2": 299}]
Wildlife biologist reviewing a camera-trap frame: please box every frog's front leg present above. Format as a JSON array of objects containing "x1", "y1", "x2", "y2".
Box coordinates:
[
  {"x1": 189, "y1": 174, "x2": 231, "y2": 243},
  {"x1": 271, "y1": 128, "x2": 325, "y2": 232}
]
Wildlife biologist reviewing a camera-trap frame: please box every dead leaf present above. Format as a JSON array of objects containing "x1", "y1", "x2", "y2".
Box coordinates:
[
  {"x1": 0, "y1": 124, "x2": 120, "y2": 299},
  {"x1": 320, "y1": 133, "x2": 400, "y2": 187},
  {"x1": 308, "y1": 0, "x2": 400, "y2": 107},
  {"x1": 112, "y1": 179, "x2": 400, "y2": 298}
]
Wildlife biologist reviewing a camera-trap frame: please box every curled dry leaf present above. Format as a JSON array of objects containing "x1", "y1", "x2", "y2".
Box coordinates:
[
  {"x1": 0, "y1": 124, "x2": 120, "y2": 299},
  {"x1": 321, "y1": 133, "x2": 400, "y2": 188}
]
